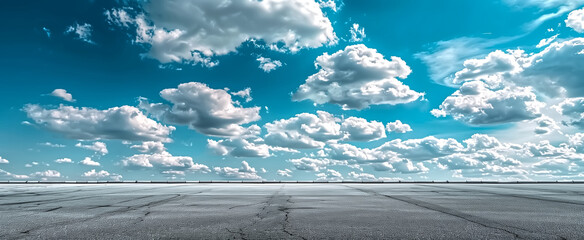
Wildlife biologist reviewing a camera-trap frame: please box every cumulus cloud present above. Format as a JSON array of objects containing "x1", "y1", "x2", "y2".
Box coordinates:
[
  {"x1": 256, "y1": 57, "x2": 282, "y2": 73},
  {"x1": 122, "y1": 151, "x2": 208, "y2": 172},
  {"x1": 316, "y1": 169, "x2": 343, "y2": 181},
  {"x1": 292, "y1": 44, "x2": 423, "y2": 110},
  {"x1": 80, "y1": 157, "x2": 100, "y2": 166},
  {"x1": 446, "y1": 38, "x2": 584, "y2": 98},
  {"x1": 347, "y1": 172, "x2": 378, "y2": 181},
  {"x1": 289, "y1": 157, "x2": 334, "y2": 171},
  {"x1": 376, "y1": 136, "x2": 464, "y2": 162},
  {"x1": 65, "y1": 23, "x2": 94, "y2": 44},
  {"x1": 567, "y1": 8, "x2": 584, "y2": 33},
  {"x1": 55, "y1": 158, "x2": 73, "y2": 163},
  {"x1": 76, "y1": 142, "x2": 108, "y2": 155},
  {"x1": 50, "y1": 89, "x2": 75, "y2": 102},
  {"x1": 0, "y1": 156, "x2": 8, "y2": 164},
  {"x1": 24, "y1": 104, "x2": 174, "y2": 142},
  {"x1": 277, "y1": 169, "x2": 293, "y2": 177},
  {"x1": 555, "y1": 97, "x2": 584, "y2": 129},
  {"x1": 319, "y1": 134, "x2": 534, "y2": 177},
  {"x1": 139, "y1": 82, "x2": 260, "y2": 137},
  {"x1": 105, "y1": 0, "x2": 336, "y2": 66},
  {"x1": 264, "y1": 111, "x2": 387, "y2": 149},
  {"x1": 214, "y1": 161, "x2": 262, "y2": 180},
  {"x1": 30, "y1": 170, "x2": 61, "y2": 179},
  {"x1": 349, "y1": 23, "x2": 366, "y2": 42},
  {"x1": 532, "y1": 159, "x2": 580, "y2": 175},
  {"x1": 264, "y1": 111, "x2": 341, "y2": 149},
  {"x1": 83, "y1": 169, "x2": 122, "y2": 181},
  {"x1": 130, "y1": 141, "x2": 166, "y2": 153},
  {"x1": 207, "y1": 138, "x2": 270, "y2": 158},
  {"x1": 340, "y1": 117, "x2": 386, "y2": 141},
  {"x1": 432, "y1": 81, "x2": 543, "y2": 125},
  {"x1": 386, "y1": 120, "x2": 412, "y2": 133}
]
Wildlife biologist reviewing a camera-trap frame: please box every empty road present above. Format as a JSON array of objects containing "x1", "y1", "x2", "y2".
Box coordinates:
[{"x1": 0, "y1": 183, "x2": 583, "y2": 239}]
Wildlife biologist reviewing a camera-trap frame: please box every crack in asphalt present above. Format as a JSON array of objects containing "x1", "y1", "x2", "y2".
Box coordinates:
[
  {"x1": 225, "y1": 185, "x2": 306, "y2": 239},
  {"x1": 278, "y1": 197, "x2": 307, "y2": 240},
  {"x1": 345, "y1": 185, "x2": 567, "y2": 240},
  {"x1": 10, "y1": 194, "x2": 186, "y2": 239}
]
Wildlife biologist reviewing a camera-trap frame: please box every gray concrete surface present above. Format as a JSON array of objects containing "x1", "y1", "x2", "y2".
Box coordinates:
[{"x1": 0, "y1": 184, "x2": 583, "y2": 239}]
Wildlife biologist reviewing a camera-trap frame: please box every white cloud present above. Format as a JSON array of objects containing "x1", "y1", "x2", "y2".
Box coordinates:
[
  {"x1": 321, "y1": 134, "x2": 529, "y2": 177},
  {"x1": 446, "y1": 38, "x2": 584, "y2": 99},
  {"x1": 464, "y1": 134, "x2": 503, "y2": 151},
  {"x1": 386, "y1": 120, "x2": 412, "y2": 134},
  {"x1": 317, "y1": 0, "x2": 338, "y2": 12},
  {"x1": 83, "y1": 169, "x2": 122, "y2": 181},
  {"x1": 534, "y1": 116, "x2": 560, "y2": 134},
  {"x1": 555, "y1": 97, "x2": 584, "y2": 129},
  {"x1": 122, "y1": 151, "x2": 205, "y2": 171},
  {"x1": 505, "y1": 0, "x2": 584, "y2": 30},
  {"x1": 264, "y1": 111, "x2": 387, "y2": 149},
  {"x1": 347, "y1": 172, "x2": 378, "y2": 181},
  {"x1": 161, "y1": 170, "x2": 185, "y2": 176},
  {"x1": 214, "y1": 161, "x2": 262, "y2": 180},
  {"x1": 207, "y1": 138, "x2": 270, "y2": 158},
  {"x1": 532, "y1": 158, "x2": 580, "y2": 175},
  {"x1": 0, "y1": 169, "x2": 29, "y2": 179},
  {"x1": 536, "y1": 34, "x2": 558, "y2": 48},
  {"x1": 451, "y1": 50, "x2": 523, "y2": 88},
  {"x1": 25, "y1": 162, "x2": 39, "y2": 168},
  {"x1": 76, "y1": 142, "x2": 108, "y2": 155},
  {"x1": 349, "y1": 23, "x2": 366, "y2": 42},
  {"x1": 0, "y1": 157, "x2": 8, "y2": 164},
  {"x1": 316, "y1": 169, "x2": 343, "y2": 181},
  {"x1": 432, "y1": 81, "x2": 544, "y2": 125},
  {"x1": 106, "y1": 0, "x2": 336, "y2": 66},
  {"x1": 230, "y1": 88, "x2": 253, "y2": 102},
  {"x1": 139, "y1": 82, "x2": 260, "y2": 137},
  {"x1": 24, "y1": 104, "x2": 174, "y2": 142},
  {"x1": 277, "y1": 169, "x2": 293, "y2": 177},
  {"x1": 30, "y1": 170, "x2": 61, "y2": 179},
  {"x1": 289, "y1": 157, "x2": 332, "y2": 172},
  {"x1": 55, "y1": 158, "x2": 73, "y2": 163},
  {"x1": 376, "y1": 136, "x2": 464, "y2": 162},
  {"x1": 50, "y1": 89, "x2": 75, "y2": 102},
  {"x1": 415, "y1": 36, "x2": 519, "y2": 86},
  {"x1": 130, "y1": 141, "x2": 166, "y2": 153},
  {"x1": 567, "y1": 8, "x2": 584, "y2": 33},
  {"x1": 105, "y1": 8, "x2": 133, "y2": 27},
  {"x1": 264, "y1": 111, "x2": 341, "y2": 149},
  {"x1": 340, "y1": 117, "x2": 386, "y2": 141},
  {"x1": 65, "y1": 23, "x2": 94, "y2": 44},
  {"x1": 39, "y1": 142, "x2": 65, "y2": 148},
  {"x1": 256, "y1": 57, "x2": 283, "y2": 73},
  {"x1": 292, "y1": 44, "x2": 423, "y2": 110},
  {"x1": 80, "y1": 157, "x2": 100, "y2": 166}
]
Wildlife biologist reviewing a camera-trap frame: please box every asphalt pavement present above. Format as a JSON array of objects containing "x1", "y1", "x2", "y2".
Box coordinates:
[{"x1": 0, "y1": 183, "x2": 583, "y2": 239}]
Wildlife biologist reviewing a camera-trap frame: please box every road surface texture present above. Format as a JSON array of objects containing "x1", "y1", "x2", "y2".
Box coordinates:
[{"x1": 0, "y1": 183, "x2": 583, "y2": 239}]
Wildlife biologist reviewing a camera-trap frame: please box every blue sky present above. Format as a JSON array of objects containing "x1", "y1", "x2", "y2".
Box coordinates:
[{"x1": 2, "y1": 0, "x2": 584, "y2": 181}]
